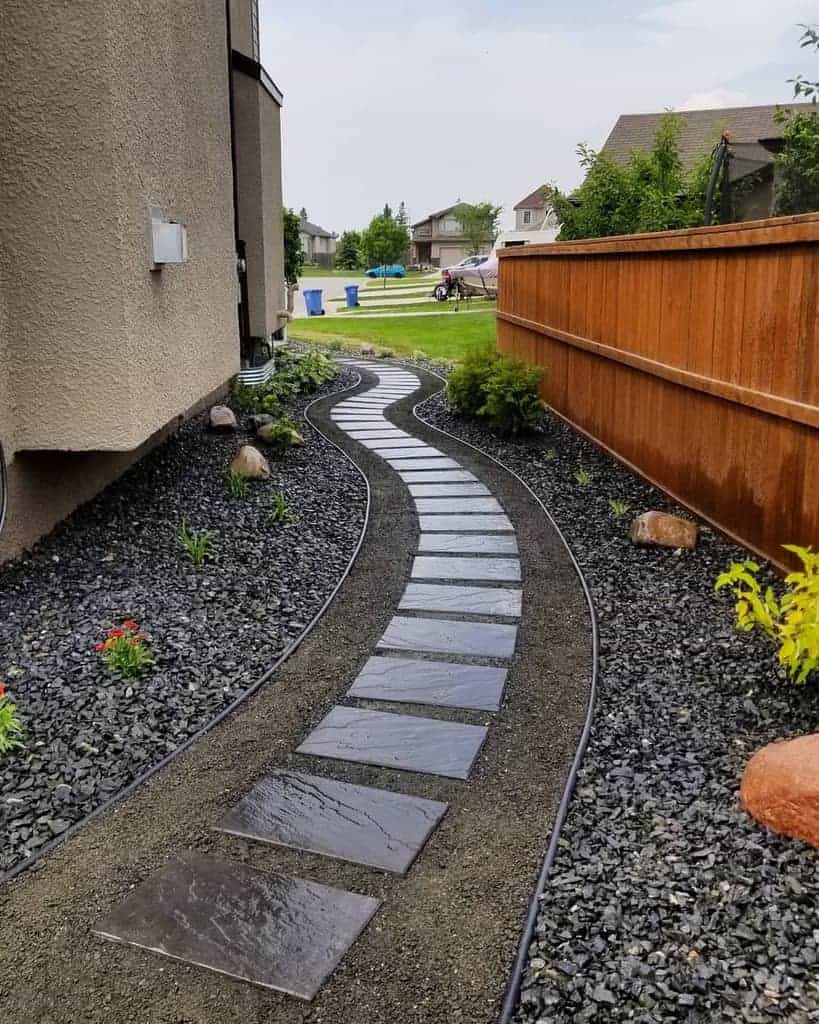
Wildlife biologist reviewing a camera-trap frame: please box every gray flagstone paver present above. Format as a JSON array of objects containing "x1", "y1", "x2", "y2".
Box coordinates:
[{"x1": 348, "y1": 655, "x2": 507, "y2": 712}]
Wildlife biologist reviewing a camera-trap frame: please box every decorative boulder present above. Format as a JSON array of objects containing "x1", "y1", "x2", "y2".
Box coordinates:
[
  {"x1": 257, "y1": 422, "x2": 305, "y2": 448},
  {"x1": 740, "y1": 734, "x2": 819, "y2": 847},
  {"x1": 360, "y1": 345, "x2": 375, "y2": 356},
  {"x1": 230, "y1": 445, "x2": 270, "y2": 480},
  {"x1": 209, "y1": 404, "x2": 237, "y2": 432},
  {"x1": 248, "y1": 413, "x2": 275, "y2": 432},
  {"x1": 629, "y1": 511, "x2": 698, "y2": 550}
]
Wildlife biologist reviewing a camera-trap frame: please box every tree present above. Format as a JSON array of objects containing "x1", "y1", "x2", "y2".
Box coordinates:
[
  {"x1": 382, "y1": 203, "x2": 394, "y2": 220},
  {"x1": 360, "y1": 211, "x2": 410, "y2": 286},
  {"x1": 547, "y1": 114, "x2": 717, "y2": 240},
  {"x1": 396, "y1": 201, "x2": 408, "y2": 226},
  {"x1": 336, "y1": 230, "x2": 363, "y2": 270},
  {"x1": 454, "y1": 202, "x2": 502, "y2": 255},
  {"x1": 282, "y1": 208, "x2": 304, "y2": 285},
  {"x1": 775, "y1": 26, "x2": 819, "y2": 215}
]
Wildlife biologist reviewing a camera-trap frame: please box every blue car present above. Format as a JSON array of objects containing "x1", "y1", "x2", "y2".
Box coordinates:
[{"x1": 365, "y1": 264, "x2": 406, "y2": 278}]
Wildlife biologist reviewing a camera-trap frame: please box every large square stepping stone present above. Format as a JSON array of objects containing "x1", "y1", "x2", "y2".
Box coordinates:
[
  {"x1": 388, "y1": 458, "x2": 460, "y2": 471},
  {"x1": 419, "y1": 514, "x2": 513, "y2": 532},
  {"x1": 399, "y1": 582, "x2": 521, "y2": 617},
  {"x1": 93, "y1": 852, "x2": 380, "y2": 1000},
  {"x1": 347, "y1": 429, "x2": 409, "y2": 439},
  {"x1": 399, "y1": 469, "x2": 478, "y2": 483},
  {"x1": 378, "y1": 615, "x2": 517, "y2": 659},
  {"x1": 359, "y1": 437, "x2": 427, "y2": 450},
  {"x1": 376, "y1": 446, "x2": 444, "y2": 459},
  {"x1": 297, "y1": 706, "x2": 488, "y2": 779},
  {"x1": 418, "y1": 532, "x2": 519, "y2": 554},
  {"x1": 408, "y1": 483, "x2": 490, "y2": 497},
  {"x1": 349, "y1": 655, "x2": 507, "y2": 712},
  {"x1": 412, "y1": 555, "x2": 521, "y2": 582},
  {"x1": 215, "y1": 771, "x2": 447, "y2": 875},
  {"x1": 414, "y1": 497, "x2": 503, "y2": 514}
]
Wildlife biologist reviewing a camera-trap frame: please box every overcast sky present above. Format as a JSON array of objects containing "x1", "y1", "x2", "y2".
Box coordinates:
[{"x1": 259, "y1": 0, "x2": 816, "y2": 232}]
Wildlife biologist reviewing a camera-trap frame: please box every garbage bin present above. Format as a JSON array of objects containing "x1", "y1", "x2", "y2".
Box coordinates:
[
  {"x1": 303, "y1": 289, "x2": 324, "y2": 316},
  {"x1": 344, "y1": 285, "x2": 360, "y2": 308}
]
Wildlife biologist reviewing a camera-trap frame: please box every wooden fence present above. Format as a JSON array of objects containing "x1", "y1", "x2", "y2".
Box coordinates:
[{"x1": 496, "y1": 213, "x2": 819, "y2": 571}]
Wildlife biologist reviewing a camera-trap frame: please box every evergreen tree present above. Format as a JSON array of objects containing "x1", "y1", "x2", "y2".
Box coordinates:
[
  {"x1": 282, "y1": 208, "x2": 304, "y2": 285},
  {"x1": 336, "y1": 230, "x2": 363, "y2": 270}
]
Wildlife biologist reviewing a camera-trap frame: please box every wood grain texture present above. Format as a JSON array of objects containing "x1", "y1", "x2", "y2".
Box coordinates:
[{"x1": 497, "y1": 214, "x2": 819, "y2": 571}]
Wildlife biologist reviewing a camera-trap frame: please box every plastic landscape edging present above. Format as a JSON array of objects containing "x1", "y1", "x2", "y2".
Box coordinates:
[
  {"x1": 408, "y1": 363, "x2": 600, "y2": 1024},
  {"x1": 0, "y1": 371, "x2": 372, "y2": 887}
]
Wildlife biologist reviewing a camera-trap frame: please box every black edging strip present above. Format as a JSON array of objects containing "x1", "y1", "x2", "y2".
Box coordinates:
[
  {"x1": 408, "y1": 363, "x2": 600, "y2": 1024},
  {"x1": 1, "y1": 373, "x2": 372, "y2": 887}
]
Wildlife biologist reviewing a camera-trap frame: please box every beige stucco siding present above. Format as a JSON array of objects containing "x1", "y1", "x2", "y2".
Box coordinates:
[
  {"x1": 0, "y1": 1, "x2": 238, "y2": 455},
  {"x1": 233, "y1": 72, "x2": 285, "y2": 338},
  {"x1": 229, "y1": 0, "x2": 255, "y2": 57}
]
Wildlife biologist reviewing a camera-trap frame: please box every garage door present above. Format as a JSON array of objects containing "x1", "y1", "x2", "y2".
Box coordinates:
[{"x1": 438, "y1": 246, "x2": 464, "y2": 267}]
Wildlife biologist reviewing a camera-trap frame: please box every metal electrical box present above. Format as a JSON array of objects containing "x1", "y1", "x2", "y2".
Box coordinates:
[{"x1": 149, "y1": 210, "x2": 188, "y2": 267}]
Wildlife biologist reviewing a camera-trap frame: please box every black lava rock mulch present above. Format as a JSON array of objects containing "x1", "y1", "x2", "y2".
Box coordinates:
[
  {"x1": 0, "y1": 371, "x2": 366, "y2": 874},
  {"x1": 419, "y1": 392, "x2": 818, "y2": 1023}
]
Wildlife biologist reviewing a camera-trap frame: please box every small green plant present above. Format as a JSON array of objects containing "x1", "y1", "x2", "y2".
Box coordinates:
[
  {"x1": 269, "y1": 491, "x2": 293, "y2": 525},
  {"x1": 378, "y1": 348, "x2": 395, "y2": 359},
  {"x1": 257, "y1": 415, "x2": 303, "y2": 454},
  {"x1": 716, "y1": 545, "x2": 819, "y2": 684},
  {"x1": 327, "y1": 337, "x2": 345, "y2": 352},
  {"x1": 95, "y1": 621, "x2": 155, "y2": 679},
  {"x1": 411, "y1": 349, "x2": 429, "y2": 362},
  {"x1": 448, "y1": 344, "x2": 499, "y2": 417},
  {"x1": 178, "y1": 520, "x2": 214, "y2": 565},
  {"x1": 608, "y1": 499, "x2": 630, "y2": 519},
  {"x1": 0, "y1": 684, "x2": 24, "y2": 755},
  {"x1": 541, "y1": 447, "x2": 557, "y2": 461},
  {"x1": 574, "y1": 467, "x2": 593, "y2": 486},
  {"x1": 227, "y1": 470, "x2": 249, "y2": 498}
]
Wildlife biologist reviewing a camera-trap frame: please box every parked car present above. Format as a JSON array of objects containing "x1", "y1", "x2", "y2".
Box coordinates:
[
  {"x1": 454, "y1": 254, "x2": 498, "y2": 298},
  {"x1": 433, "y1": 254, "x2": 491, "y2": 300},
  {"x1": 365, "y1": 264, "x2": 406, "y2": 278}
]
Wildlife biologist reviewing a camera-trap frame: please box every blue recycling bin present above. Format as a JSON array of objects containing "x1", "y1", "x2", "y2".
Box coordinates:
[
  {"x1": 345, "y1": 285, "x2": 360, "y2": 308},
  {"x1": 303, "y1": 288, "x2": 324, "y2": 316}
]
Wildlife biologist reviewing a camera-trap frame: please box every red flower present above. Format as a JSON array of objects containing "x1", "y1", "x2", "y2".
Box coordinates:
[
  {"x1": 95, "y1": 642, "x2": 106, "y2": 652},
  {"x1": 122, "y1": 620, "x2": 139, "y2": 632},
  {"x1": 0, "y1": 684, "x2": 5, "y2": 699},
  {"x1": 107, "y1": 628, "x2": 125, "y2": 639}
]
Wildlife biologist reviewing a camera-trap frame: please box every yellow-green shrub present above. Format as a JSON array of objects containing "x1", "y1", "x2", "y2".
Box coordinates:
[{"x1": 715, "y1": 544, "x2": 819, "y2": 684}]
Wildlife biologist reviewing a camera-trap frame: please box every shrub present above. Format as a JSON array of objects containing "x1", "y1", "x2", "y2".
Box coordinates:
[
  {"x1": 448, "y1": 346, "x2": 543, "y2": 435},
  {"x1": 478, "y1": 357, "x2": 544, "y2": 435},
  {"x1": 378, "y1": 348, "x2": 395, "y2": 359},
  {"x1": 278, "y1": 349, "x2": 337, "y2": 393},
  {"x1": 178, "y1": 520, "x2": 214, "y2": 566},
  {"x1": 0, "y1": 685, "x2": 24, "y2": 755},
  {"x1": 715, "y1": 544, "x2": 819, "y2": 684},
  {"x1": 411, "y1": 350, "x2": 429, "y2": 362},
  {"x1": 226, "y1": 470, "x2": 249, "y2": 498},
  {"x1": 95, "y1": 621, "x2": 155, "y2": 678},
  {"x1": 608, "y1": 498, "x2": 630, "y2": 519},
  {"x1": 448, "y1": 345, "x2": 499, "y2": 417}
]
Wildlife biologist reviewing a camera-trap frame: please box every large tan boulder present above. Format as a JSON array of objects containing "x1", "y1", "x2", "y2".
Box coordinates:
[
  {"x1": 740, "y1": 734, "x2": 819, "y2": 848},
  {"x1": 629, "y1": 511, "x2": 698, "y2": 550},
  {"x1": 230, "y1": 445, "x2": 270, "y2": 480}
]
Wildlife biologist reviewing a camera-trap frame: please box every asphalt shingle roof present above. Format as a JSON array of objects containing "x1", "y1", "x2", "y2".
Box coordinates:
[
  {"x1": 601, "y1": 102, "x2": 815, "y2": 170},
  {"x1": 299, "y1": 220, "x2": 334, "y2": 239},
  {"x1": 514, "y1": 186, "x2": 549, "y2": 211}
]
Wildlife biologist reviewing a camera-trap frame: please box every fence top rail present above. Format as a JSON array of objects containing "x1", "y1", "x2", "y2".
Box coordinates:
[{"x1": 496, "y1": 211, "x2": 819, "y2": 259}]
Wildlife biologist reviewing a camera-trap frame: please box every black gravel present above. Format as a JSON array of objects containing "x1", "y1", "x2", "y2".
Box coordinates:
[
  {"x1": 0, "y1": 370, "x2": 366, "y2": 874},
  {"x1": 419, "y1": 391, "x2": 819, "y2": 1023}
]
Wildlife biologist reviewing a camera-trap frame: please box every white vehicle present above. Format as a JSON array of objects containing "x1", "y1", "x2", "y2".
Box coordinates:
[{"x1": 453, "y1": 254, "x2": 498, "y2": 298}]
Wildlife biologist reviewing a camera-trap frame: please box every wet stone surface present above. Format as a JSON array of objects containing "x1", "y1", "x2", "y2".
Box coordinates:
[
  {"x1": 379, "y1": 615, "x2": 518, "y2": 660},
  {"x1": 296, "y1": 705, "x2": 488, "y2": 779},
  {"x1": 94, "y1": 852, "x2": 380, "y2": 1000},
  {"x1": 399, "y1": 582, "x2": 522, "y2": 617},
  {"x1": 215, "y1": 770, "x2": 447, "y2": 875},
  {"x1": 348, "y1": 654, "x2": 508, "y2": 712}
]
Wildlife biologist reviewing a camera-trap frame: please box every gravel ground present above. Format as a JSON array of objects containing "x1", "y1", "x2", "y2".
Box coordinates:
[
  {"x1": 0, "y1": 370, "x2": 366, "y2": 874},
  {"x1": 418, "y1": 391, "x2": 819, "y2": 1024}
]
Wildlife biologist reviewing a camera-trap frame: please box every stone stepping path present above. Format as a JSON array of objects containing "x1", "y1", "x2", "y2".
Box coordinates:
[{"x1": 95, "y1": 360, "x2": 525, "y2": 1001}]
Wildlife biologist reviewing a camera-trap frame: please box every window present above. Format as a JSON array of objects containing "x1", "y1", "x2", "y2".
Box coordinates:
[
  {"x1": 441, "y1": 217, "x2": 460, "y2": 233},
  {"x1": 523, "y1": 210, "x2": 532, "y2": 225}
]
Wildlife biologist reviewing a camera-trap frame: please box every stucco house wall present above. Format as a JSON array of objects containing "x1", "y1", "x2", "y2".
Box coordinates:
[{"x1": 0, "y1": 0, "x2": 276, "y2": 561}]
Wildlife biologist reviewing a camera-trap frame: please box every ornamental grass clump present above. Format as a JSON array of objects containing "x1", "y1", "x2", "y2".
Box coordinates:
[
  {"x1": 95, "y1": 621, "x2": 155, "y2": 679},
  {"x1": 715, "y1": 544, "x2": 819, "y2": 684},
  {"x1": 0, "y1": 684, "x2": 25, "y2": 755},
  {"x1": 178, "y1": 520, "x2": 214, "y2": 566}
]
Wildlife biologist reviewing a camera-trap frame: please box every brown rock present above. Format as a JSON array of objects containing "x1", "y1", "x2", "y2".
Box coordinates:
[
  {"x1": 629, "y1": 511, "x2": 698, "y2": 550},
  {"x1": 740, "y1": 734, "x2": 819, "y2": 847},
  {"x1": 230, "y1": 445, "x2": 270, "y2": 480},
  {"x1": 209, "y1": 404, "x2": 237, "y2": 432}
]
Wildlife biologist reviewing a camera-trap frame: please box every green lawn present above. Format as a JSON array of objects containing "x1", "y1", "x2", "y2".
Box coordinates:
[
  {"x1": 339, "y1": 299, "x2": 495, "y2": 316},
  {"x1": 290, "y1": 310, "x2": 496, "y2": 362},
  {"x1": 362, "y1": 277, "x2": 437, "y2": 290},
  {"x1": 331, "y1": 289, "x2": 434, "y2": 305},
  {"x1": 301, "y1": 267, "x2": 369, "y2": 279}
]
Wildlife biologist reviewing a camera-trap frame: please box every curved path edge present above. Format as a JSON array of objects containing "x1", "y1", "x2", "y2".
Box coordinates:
[
  {"x1": 411, "y1": 367, "x2": 600, "y2": 1024},
  {"x1": 0, "y1": 371, "x2": 371, "y2": 886}
]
